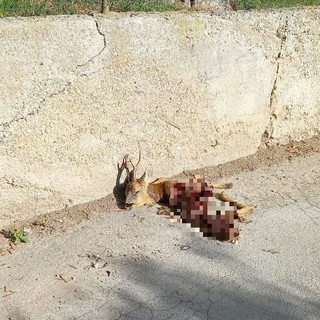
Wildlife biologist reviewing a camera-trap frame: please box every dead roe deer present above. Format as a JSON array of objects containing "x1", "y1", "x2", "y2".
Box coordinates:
[{"x1": 118, "y1": 151, "x2": 253, "y2": 217}]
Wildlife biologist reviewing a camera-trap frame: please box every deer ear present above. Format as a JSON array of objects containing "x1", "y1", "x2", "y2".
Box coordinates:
[{"x1": 140, "y1": 170, "x2": 148, "y2": 183}]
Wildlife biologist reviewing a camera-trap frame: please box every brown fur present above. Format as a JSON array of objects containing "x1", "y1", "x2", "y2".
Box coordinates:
[{"x1": 120, "y1": 153, "x2": 254, "y2": 217}]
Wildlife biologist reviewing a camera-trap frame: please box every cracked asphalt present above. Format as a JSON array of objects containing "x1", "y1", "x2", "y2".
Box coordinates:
[{"x1": 0, "y1": 152, "x2": 319, "y2": 320}]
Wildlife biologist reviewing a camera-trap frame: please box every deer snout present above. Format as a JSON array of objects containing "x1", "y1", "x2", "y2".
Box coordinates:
[
  {"x1": 125, "y1": 195, "x2": 135, "y2": 209},
  {"x1": 125, "y1": 202, "x2": 134, "y2": 209}
]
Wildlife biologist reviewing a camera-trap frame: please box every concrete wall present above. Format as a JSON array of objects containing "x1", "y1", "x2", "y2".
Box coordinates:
[{"x1": 0, "y1": 9, "x2": 319, "y2": 227}]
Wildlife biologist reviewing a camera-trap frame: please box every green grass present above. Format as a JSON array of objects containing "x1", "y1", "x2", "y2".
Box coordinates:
[
  {"x1": 0, "y1": 0, "x2": 100, "y2": 17},
  {"x1": 109, "y1": 0, "x2": 176, "y2": 12},
  {"x1": 1, "y1": 227, "x2": 29, "y2": 243},
  {"x1": 0, "y1": 0, "x2": 176, "y2": 17},
  {"x1": 231, "y1": 0, "x2": 320, "y2": 10},
  {"x1": 0, "y1": 0, "x2": 320, "y2": 17}
]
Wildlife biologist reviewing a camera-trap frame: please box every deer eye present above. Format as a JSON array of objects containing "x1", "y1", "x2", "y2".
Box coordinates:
[{"x1": 135, "y1": 191, "x2": 140, "y2": 195}]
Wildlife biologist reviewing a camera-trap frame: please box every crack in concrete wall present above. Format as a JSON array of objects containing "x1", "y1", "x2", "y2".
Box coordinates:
[
  {"x1": 76, "y1": 18, "x2": 107, "y2": 71},
  {"x1": 262, "y1": 14, "x2": 290, "y2": 146},
  {"x1": 0, "y1": 82, "x2": 72, "y2": 137},
  {"x1": 1, "y1": 176, "x2": 62, "y2": 196},
  {"x1": 0, "y1": 17, "x2": 107, "y2": 137}
]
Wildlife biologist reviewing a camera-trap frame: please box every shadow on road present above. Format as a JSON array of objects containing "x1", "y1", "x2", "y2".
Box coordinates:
[{"x1": 81, "y1": 246, "x2": 319, "y2": 320}]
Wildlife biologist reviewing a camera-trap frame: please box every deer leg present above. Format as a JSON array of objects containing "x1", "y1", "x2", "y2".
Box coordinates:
[
  {"x1": 219, "y1": 191, "x2": 254, "y2": 216},
  {"x1": 192, "y1": 175, "x2": 233, "y2": 190},
  {"x1": 209, "y1": 182, "x2": 233, "y2": 189}
]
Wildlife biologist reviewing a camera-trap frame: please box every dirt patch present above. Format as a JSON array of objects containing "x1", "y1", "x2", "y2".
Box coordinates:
[
  {"x1": 177, "y1": 135, "x2": 320, "y2": 181},
  {"x1": 1, "y1": 135, "x2": 319, "y2": 255}
]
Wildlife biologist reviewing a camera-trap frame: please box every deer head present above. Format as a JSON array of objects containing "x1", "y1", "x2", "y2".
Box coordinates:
[{"x1": 123, "y1": 151, "x2": 154, "y2": 208}]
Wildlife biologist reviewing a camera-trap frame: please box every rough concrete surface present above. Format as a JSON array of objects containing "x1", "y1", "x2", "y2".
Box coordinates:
[
  {"x1": 1, "y1": 9, "x2": 320, "y2": 226},
  {"x1": 0, "y1": 152, "x2": 319, "y2": 320},
  {"x1": 268, "y1": 9, "x2": 320, "y2": 144}
]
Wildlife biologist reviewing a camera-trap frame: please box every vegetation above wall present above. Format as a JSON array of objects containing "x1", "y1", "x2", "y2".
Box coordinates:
[
  {"x1": 0, "y1": 0, "x2": 320, "y2": 17},
  {"x1": 231, "y1": 0, "x2": 320, "y2": 10}
]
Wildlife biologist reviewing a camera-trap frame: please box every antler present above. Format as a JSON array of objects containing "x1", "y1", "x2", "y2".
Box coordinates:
[
  {"x1": 117, "y1": 151, "x2": 141, "y2": 183},
  {"x1": 116, "y1": 154, "x2": 130, "y2": 185},
  {"x1": 129, "y1": 150, "x2": 141, "y2": 181},
  {"x1": 123, "y1": 154, "x2": 131, "y2": 180}
]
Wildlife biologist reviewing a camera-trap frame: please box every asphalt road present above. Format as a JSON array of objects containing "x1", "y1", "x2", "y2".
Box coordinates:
[{"x1": 1, "y1": 153, "x2": 319, "y2": 320}]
